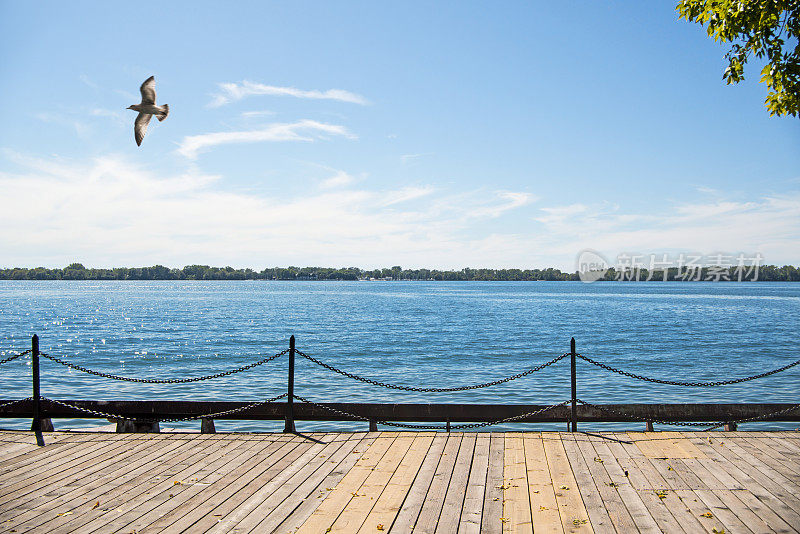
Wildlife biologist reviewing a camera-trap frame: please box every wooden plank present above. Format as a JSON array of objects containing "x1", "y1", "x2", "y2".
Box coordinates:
[
  {"x1": 294, "y1": 432, "x2": 400, "y2": 534},
  {"x1": 727, "y1": 488, "x2": 799, "y2": 534},
  {"x1": 715, "y1": 435, "x2": 800, "y2": 499},
  {"x1": 412, "y1": 433, "x2": 462, "y2": 534},
  {"x1": 355, "y1": 432, "x2": 435, "y2": 534},
  {"x1": 225, "y1": 433, "x2": 351, "y2": 533},
  {"x1": 570, "y1": 433, "x2": 636, "y2": 532},
  {"x1": 586, "y1": 434, "x2": 661, "y2": 534},
  {"x1": 738, "y1": 435, "x2": 800, "y2": 480},
  {"x1": 542, "y1": 434, "x2": 592, "y2": 533},
  {"x1": 685, "y1": 432, "x2": 800, "y2": 529},
  {"x1": 672, "y1": 489, "x2": 735, "y2": 534},
  {"x1": 623, "y1": 433, "x2": 707, "y2": 533},
  {"x1": 457, "y1": 433, "x2": 490, "y2": 534},
  {"x1": 480, "y1": 433, "x2": 505, "y2": 534},
  {"x1": 132, "y1": 434, "x2": 308, "y2": 533},
  {"x1": 0, "y1": 433, "x2": 165, "y2": 509},
  {"x1": 390, "y1": 433, "x2": 449, "y2": 533},
  {"x1": 75, "y1": 434, "x2": 272, "y2": 534},
  {"x1": 28, "y1": 435, "x2": 241, "y2": 533},
  {"x1": 631, "y1": 432, "x2": 705, "y2": 459},
  {"x1": 522, "y1": 434, "x2": 562, "y2": 534},
  {"x1": 275, "y1": 434, "x2": 379, "y2": 533},
  {"x1": 502, "y1": 432, "x2": 532, "y2": 534},
  {"x1": 202, "y1": 433, "x2": 337, "y2": 534},
  {"x1": 327, "y1": 434, "x2": 417, "y2": 533},
  {"x1": 249, "y1": 433, "x2": 370, "y2": 534},
  {"x1": 607, "y1": 433, "x2": 687, "y2": 533},
  {"x1": 435, "y1": 432, "x2": 476, "y2": 534},
  {"x1": 148, "y1": 434, "x2": 312, "y2": 533},
  {"x1": 701, "y1": 489, "x2": 767, "y2": 534},
  {"x1": 561, "y1": 435, "x2": 613, "y2": 532},
  {"x1": 1, "y1": 433, "x2": 203, "y2": 532}
]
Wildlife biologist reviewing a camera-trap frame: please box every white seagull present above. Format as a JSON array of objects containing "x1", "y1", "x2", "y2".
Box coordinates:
[{"x1": 127, "y1": 76, "x2": 169, "y2": 146}]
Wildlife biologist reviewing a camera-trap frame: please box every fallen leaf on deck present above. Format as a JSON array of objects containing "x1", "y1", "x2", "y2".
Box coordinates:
[
  {"x1": 377, "y1": 524, "x2": 384, "y2": 530},
  {"x1": 559, "y1": 485, "x2": 569, "y2": 490},
  {"x1": 700, "y1": 512, "x2": 713, "y2": 518},
  {"x1": 500, "y1": 517, "x2": 509, "y2": 523},
  {"x1": 92, "y1": 501, "x2": 99, "y2": 509},
  {"x1": 594, "y1": 457, "x2": 603, "y2": 463},
  {"x1": 56, "y1": 512, "x2": 73, "y2": 517},
  {"x1": 173, "y1": 481, "x2": 183, "y2": 485},
  {"x1": 573, "y1": 519, "x2": 587, "y2": 525}
]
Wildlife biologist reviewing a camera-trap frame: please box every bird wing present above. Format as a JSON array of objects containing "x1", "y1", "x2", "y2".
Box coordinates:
[
  {"x1": 134, "y1": 112, "x2": 152, "y2": 146},
  {"x1": 140, "y1": 76, "x2": 157, "y2": 104}
]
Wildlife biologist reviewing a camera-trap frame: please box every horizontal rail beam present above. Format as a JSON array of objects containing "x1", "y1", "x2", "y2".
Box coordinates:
[{"x1": 1, "y1": 400, "x2": 799, "y2": 423}]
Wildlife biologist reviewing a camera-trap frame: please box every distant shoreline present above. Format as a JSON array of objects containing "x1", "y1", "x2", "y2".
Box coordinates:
[{"x1": 0, "y1": 263, "x2": 798, "y2": 282}]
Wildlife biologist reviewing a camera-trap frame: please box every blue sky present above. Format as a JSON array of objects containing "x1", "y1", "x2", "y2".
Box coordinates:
[{"x1": 1, "y1": 1, "x2": 798, "y2": 270}]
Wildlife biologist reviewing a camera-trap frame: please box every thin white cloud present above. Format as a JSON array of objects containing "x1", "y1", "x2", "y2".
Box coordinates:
[
  {"x1": 3, "y1": 152, "x2": 798, "y2": 270},
  {"x1": 0, "y1": 154, "x2": 542, "y2": 269},
  {"x1": 240, "y1": 110, "x2": 275, "y2": 118},
  {"x1": 209, "y1": 81, "x2": 370, "y2": 107},
  {"x1": 176, "y1": 120, "x2": 356, "y2": 159},
  {"x1": 381, "y1": 186, "x2": 436, "y2": 206},
  {"x1": 320, "y1": 170, "x2": 356, "y2": 189},
  {"x1": 471, "y1": 191, "x2": 535, "y2": 218}
]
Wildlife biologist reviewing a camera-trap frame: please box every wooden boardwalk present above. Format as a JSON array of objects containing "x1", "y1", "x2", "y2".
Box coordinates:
[{"x1": 0, "y1": 431, "x2": 798, "y2": 533}]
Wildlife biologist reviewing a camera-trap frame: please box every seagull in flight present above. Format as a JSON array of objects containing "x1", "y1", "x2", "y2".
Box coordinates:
[{"x1": 127, "y1": 76, "x2": 169, "y2": 146}]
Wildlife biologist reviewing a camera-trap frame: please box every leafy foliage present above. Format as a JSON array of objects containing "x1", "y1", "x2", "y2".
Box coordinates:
[
  {"x1": 0, "y1": 264, "x2": 798, "y2": 281},
  {"x1": 677, "y1": 0, "x2": 800, "y2": 116}
]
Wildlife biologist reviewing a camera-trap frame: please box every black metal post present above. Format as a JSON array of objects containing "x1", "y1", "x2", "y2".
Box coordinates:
[
  {"x1": 283, "y1": 335, "x2": 296, "y2": 433},
  {"x1": 570, "y1": 337, "x2": 577, "y2": 432},
  {"x1": 31, "y1": 335, "x2": 44, "y2": 446}
]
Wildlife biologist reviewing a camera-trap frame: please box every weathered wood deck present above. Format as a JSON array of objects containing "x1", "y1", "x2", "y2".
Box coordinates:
[{"x1": 0, "y1": 431, "x2": 798, "y2": 533}]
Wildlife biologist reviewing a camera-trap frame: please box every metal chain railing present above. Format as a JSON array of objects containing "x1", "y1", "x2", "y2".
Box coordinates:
[
  {"x1": 575, "y1": 399, "x2": 800, "y2": 431},
  {"x1": 295, "y1": 349, "x2": 567, "y2": 392},
  {"x1": 703, "y1": 404, "x2": 800, "y2": 431},
  {"x1": 38, "y1": 349, "x2": 288, "y2": 383},
  {"x1": 0, "y1": 397, "x2": 32, "y2": 410},
  {"x1": 0, "y1": 349, "x2": 30, "y2": 366},
  {"x1": 577, "y1": 353, "x2": 800, "y2": 387},
  {"x1": 293, "y1": 394, "x2": 571, "y2": 430},
  {"x1": 42, "y1": 393, "x2": 288, "y2": 423}
]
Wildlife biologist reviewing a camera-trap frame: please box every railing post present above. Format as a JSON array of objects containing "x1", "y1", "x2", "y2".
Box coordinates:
[
  {"x1": 570, "y1": 337, "x2": 577, "y2": 432},
  {"x1": 31, "y1": 335, "x2": 44, "y2": 446},
  {"x1": 283, "y1": 335, "x2": 296, "y2": 433}
]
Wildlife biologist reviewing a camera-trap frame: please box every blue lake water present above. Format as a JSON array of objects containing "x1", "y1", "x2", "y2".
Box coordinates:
[{"x1": 1, "y1": 281, "x2": 798, "y2": 432}]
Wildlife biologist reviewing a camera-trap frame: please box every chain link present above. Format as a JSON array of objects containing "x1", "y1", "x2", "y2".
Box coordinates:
[
  {"x1": 295, "y1": 349, "x2": 567, "y2": 392},
  {"x1": 575, "y1": 399, "x2": 715, "y2": 427},
  {"x1": 0, "y1": 349, "x2": 30, "y2": 366},
  {"x1": 38, "y1": 349, "x2": 288, "y2": 383},
  {"x1": 577, "y1": 353, "x2": 800, "y2": 387},
  {"x1": 575, "y1": 399, "x2": 800, "y2": 430},
  {"x1": 0, "y1": 397, "x2": 32, "y2": 410},
  {"x1": 292, "y1": 394, "x2": 571, "y2": 430},
  {"x1": 42, "y1": 393, "x2": 288, "y2": 423},
  {"x1": 702, "y1": 404, "x2": 800, "y2": 431}
]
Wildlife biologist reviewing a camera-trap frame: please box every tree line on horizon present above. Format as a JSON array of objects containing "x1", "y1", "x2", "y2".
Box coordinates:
[{"x1": 0, "y1": 263, "x2": 799, "y2": 281}]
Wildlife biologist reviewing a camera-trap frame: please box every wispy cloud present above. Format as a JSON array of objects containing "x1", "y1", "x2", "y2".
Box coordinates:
[
  {"x1": 0, "y1": 153, "x2": 539, "y2": 269},
  {"x1": 240, "y1": 110, "x2": 275, "y2": 118},
  {"x1": 176, "y1": 119, "x2": 356, "y2": 159},
  {"x1": 320, "y1": 170, "x2": 357, "y2": 189},
  {"x1": 209, "y1": 81, "x2": 370, "y2": 107}
]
